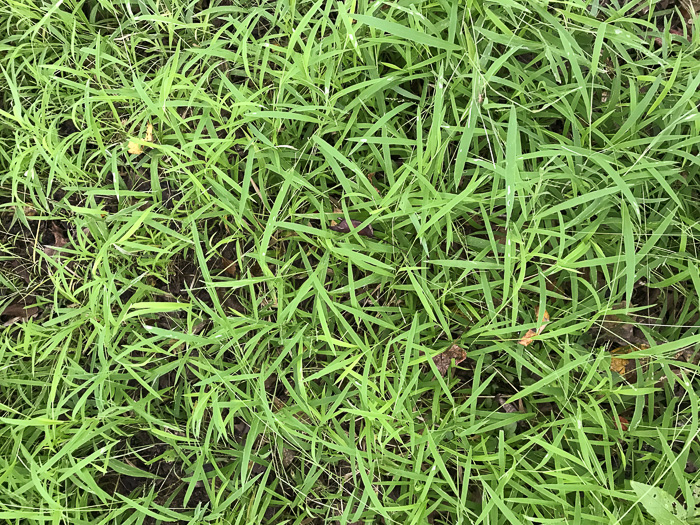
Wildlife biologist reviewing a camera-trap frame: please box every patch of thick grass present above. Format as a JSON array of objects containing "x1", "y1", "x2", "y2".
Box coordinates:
[{"x1": 1, "y1": 0, "x2": 699, "y2": 523}]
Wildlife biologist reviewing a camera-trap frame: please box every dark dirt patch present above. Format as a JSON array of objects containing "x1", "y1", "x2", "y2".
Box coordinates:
[{"x1": 97, "y1": 430, "x2": 212, "y2": 523}]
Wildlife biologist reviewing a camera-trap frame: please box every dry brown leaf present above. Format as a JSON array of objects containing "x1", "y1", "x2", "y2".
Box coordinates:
[
  {"x1": 44, "y1": 223, "x2": 69, "y2": 257},
  {"x1": 496, "y1": 394, "x2": 524, "y2": 414},
  {"x1": 680, "y1": 0, "x2": 699, "y2": 28},
  {"x1": 272, "y1": 397, "x2": 286, "y2": 412},
  {"x1": 367, "y1": 172, "x2": 380, "y2": 194},
  {"x1": 593, "y1": 302, "x2": 647, "y2": 346},
  {"x1": 674, "y1": 348, "x2": 700, "y2": 365},
  {"x1": 10, "y1": 260, "x2": 31, "y2": 284},
  {"x1": 221, "y1": 257, "x2": 238, "y2": 277},
  {"x1": 330, "y1": 207, "x2": 342, "y2": 227},
  {"x1": 432, "y1": 344, "x2": 467, "y2": 376},
  {"x1": 282, "y1": 448, "x2": 296, "y2": 468},
  {"x1": 1, "y1": 296, "x2": 39, "y2": 325},
  {"x1": 2, "y1": 303, "x2": 38, "y2": 319},
  {"x1": 330, "y1": 218, "x2": 374, "y2": 238},
  {"x1": 51, "y1": 223, "x2": 68, "y2": 245},
  {"x1": 610, "y1": 356, "x2": 629, "y2": 376},
  {"x1": 610, "y1": 344, "x2": 650, "y2": 379},
  {"x1": 616, "y1": 416, "x2": 629, "y2": 432},
  {"x1": 519, "y1": 308, "x2": 550, "y2": 346}
]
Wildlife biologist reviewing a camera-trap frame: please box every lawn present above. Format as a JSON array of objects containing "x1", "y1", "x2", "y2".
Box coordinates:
[{"x1": 1, "y1": 0, "x2": 700, "y2": 523}]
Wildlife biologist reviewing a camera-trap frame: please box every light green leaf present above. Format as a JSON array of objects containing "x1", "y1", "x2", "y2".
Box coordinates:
[{"x1": 631, "y1": 481, "x2": 688, "y2": 525}]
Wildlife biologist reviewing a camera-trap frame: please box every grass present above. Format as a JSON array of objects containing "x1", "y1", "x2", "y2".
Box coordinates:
[{"x1": 1, "y1": 0, "x2": 700, "y2": 523}]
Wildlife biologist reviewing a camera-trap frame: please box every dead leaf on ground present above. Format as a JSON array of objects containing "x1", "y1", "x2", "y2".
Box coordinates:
[
  {"x1": 367, "y1": 172, "x2": 380, "y2": 194},
  {"x1": 680, "y1": 0, "x2": 700, "y2": 30},
  {"x1": 330, "y1": 218, "x2": 374, "y2": 238},
  {"x1": 518, "y1": 308, "x2": 550, "y2": 346},
  {"x1": 610, "y1": 344, "x2": 650, "y2": 380},
  {"x1": 220, "y1": 257, "x2": 237, "y2": 277},
  {"x1": 1, "y1": 296, "x2": 39, "y2": 325},
  {"x1": 654, "y1": 28, "x2": 689, "y2": 47},
  {"x1": 592, "y1": 302, "x2": 647, "y2": 347},
  {"x1": 281, "y1": 447, "x2": 296, "y2": 468},
  {"x1": 127, "y1": 122, "x2": 154, "y2": 155},
  {"x1": 432, "y1": 344, "x2": 467, "y2": 376},
  {"x1": 609, "y1": 356, "x2": 630, "y2": 376},
  {"x1": 9, "y1": 260, "x2": 31, "y2": 284},
  {"x1": 616, "y1": 416, "x2": 629, "y2": 432},
  {"x1": 233, "y1": 419, "x2": 250, "y2": 443},
  {"x1": 329, "y1": 207, "x2": 342, "y2": 227},
  {"x1": 496, "y1": 394, "x2": 525, "y2": 414},
  {"x1": 44, "y1": 223, "x2": 69, "y2": 256},
  {"x1": 674, "y1": 347, "x2": 700, "y2": 365}
]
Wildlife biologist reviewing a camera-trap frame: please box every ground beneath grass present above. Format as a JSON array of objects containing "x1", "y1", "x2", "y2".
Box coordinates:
[{"x1": 1, "y1": 0, "x2": 700, "y2": 524}]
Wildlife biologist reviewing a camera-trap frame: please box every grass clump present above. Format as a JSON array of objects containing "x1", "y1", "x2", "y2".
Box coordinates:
[{"x1": 1, "y1": 0, "x2": 700, "y2": 523}]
